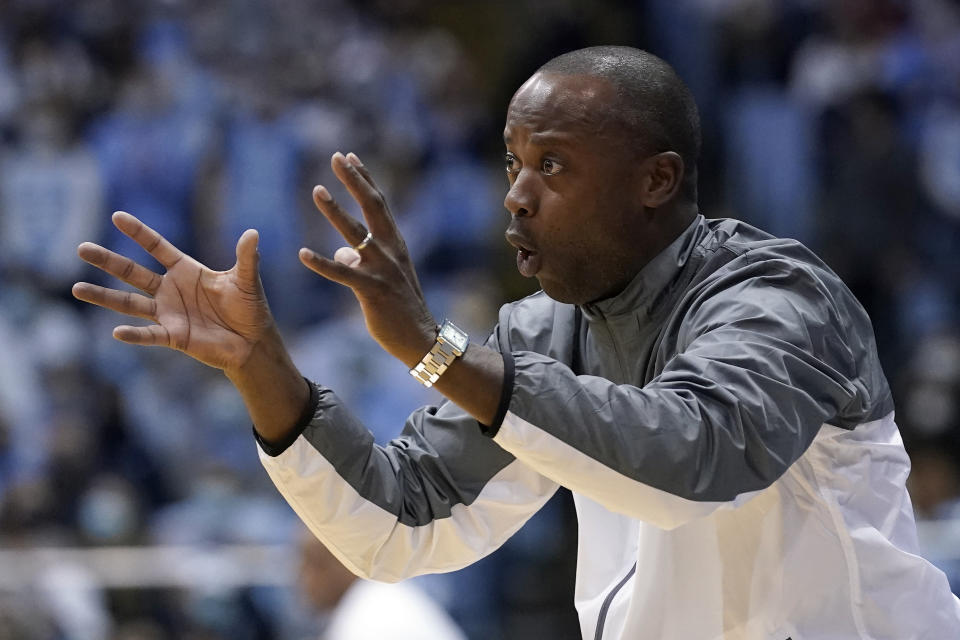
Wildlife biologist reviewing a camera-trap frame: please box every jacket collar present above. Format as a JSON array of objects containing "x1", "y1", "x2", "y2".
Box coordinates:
[{"x1": 580, "y1": 214, "x2": 705, "y2": 321}]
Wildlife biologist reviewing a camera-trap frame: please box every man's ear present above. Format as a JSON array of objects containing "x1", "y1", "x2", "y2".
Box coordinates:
[{"x1": 638, "y1": 151, "x2": 684, "y2": 208}]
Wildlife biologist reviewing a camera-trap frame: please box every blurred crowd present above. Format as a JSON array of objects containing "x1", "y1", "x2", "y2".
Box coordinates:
[{"x1": 0, "y1": 0, "x2": 957, "y2": 638}]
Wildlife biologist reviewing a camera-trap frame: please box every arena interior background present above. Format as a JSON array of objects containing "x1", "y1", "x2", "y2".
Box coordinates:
[{"x1": 0, "y1": 1, "x2": 958, "y2": 638}]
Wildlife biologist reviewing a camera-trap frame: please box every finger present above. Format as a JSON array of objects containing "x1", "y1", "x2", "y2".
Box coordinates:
[
  {"x1": 112, "y1": 324, "x2": 173, "y2": 347},
  {"x1": 72, "y1": 282, "x2": 157, "y2": 320},
  {"x1": 112, "y1": 211, "x2": 184, "y2": 269},
  {"x1": 235, "y1": 229, "x2": 261, "y2": 284},
  {"x1": 77, "y1": 242, "x2": 163, "y2": 295},
  {"x1": 345, "y1": 152, "x2": 384, "y2": 193},
  {"x1": 299, "y1": 247, "x2": 367, "y2": 288},
  {"x1": 312, "y1": 185, "x2": 374, "y2": 250},
  {"x1": 331, "y1": 152, "x2": 396, "y2": 237}
]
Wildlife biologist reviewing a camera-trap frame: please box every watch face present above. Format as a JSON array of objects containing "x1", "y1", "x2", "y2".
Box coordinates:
[{"x1": 439, "y1": 320, "x2": 469, "y2": 352}]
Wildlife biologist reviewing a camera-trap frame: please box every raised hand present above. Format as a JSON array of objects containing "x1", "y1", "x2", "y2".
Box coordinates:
[
  {"x1": 299, "y1": 152, "x2": 438, "y2": 367},
  {"x1": 72, "y1": 212, "x2": 274, "y2": 373}
]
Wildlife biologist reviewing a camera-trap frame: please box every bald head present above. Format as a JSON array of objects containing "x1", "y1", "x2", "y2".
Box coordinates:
[{"x1": 537, "y1": 46, "x2": 701, "y2": 201}]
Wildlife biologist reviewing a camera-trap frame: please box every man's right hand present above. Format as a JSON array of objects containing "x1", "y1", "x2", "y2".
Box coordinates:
[
  {"x1": 74, "y1": 211, "x2": 311, "y2": 445},
  {"x1": 73, "y1": 211, "x2": 272, "y2": 373}
]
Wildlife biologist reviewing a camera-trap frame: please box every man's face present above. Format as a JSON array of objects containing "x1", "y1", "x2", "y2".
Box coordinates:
[{"x1": 503, "y1": 72, "x2": 651, "y2": 305}]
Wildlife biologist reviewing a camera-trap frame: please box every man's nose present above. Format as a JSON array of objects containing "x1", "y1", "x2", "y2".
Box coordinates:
[{"x1": 504, "y1": 169, "x2": 538, "y2": 218}]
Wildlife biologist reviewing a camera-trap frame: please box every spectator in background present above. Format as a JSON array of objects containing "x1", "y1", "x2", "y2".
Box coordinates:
[
  {"x1": 297, "y1": 528, "x2": 466, "y2": 640},
  {"x1": 0, "y1": 103, "x2": 102, "y2": 290},
  {"x1": 0, "y1": 301, "x2": 50, "y2": 489},
  {"x1": 208, "y1": 74, "x2": 313, "y2": 330},
  {"x1": 87, "y1": 56, "x2": 212, "y2": 265}
]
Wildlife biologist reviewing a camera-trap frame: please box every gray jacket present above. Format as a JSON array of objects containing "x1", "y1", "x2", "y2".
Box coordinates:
[{"x1": 258, "y1": 215, "x2": 960, "y2": 639}]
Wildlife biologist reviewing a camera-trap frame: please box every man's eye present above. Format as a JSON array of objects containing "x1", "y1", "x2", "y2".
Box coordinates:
[
  {"x1": 542, "y1": 158, "x2": 562, "y2": 175},
  {"x1": 505, "y1": 153, "x2": 520, "y2": 174}
]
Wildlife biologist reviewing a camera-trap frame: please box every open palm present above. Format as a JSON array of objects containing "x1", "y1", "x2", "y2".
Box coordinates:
[{"x1": 73, "y1": 212, "x2": 274, "y2": 372}]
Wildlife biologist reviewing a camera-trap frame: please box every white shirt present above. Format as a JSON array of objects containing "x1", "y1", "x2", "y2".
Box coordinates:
[{"x1": 324, "y1": 580, "x2": 467, "y2": 640}]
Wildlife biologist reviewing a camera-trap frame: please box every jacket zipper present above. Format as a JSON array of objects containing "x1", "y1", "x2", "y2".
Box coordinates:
[{"x1": 594, "y1": 563, "x2": 637, "y2": 640}]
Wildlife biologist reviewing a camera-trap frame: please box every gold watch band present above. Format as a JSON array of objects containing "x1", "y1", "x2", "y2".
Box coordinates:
[{"x1": 409, "y1": 320, "x2": 468, "y2": 388}]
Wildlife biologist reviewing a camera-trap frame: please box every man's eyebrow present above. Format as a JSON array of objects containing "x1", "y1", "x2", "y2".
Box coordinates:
[
  {"x1": 528, "y1": 131, "x2": 578, "y2": 146},
  {"x1": 503, "y1": 130, "x2": 580, "y2": 147}
]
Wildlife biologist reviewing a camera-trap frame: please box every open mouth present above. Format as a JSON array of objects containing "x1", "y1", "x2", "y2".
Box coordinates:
[
  {"x1": 506, "y1": 229, "x2": 542, "y2": 278},
  {"x1": 516, "y1": 246, "x2": 541, "y2": 277}
]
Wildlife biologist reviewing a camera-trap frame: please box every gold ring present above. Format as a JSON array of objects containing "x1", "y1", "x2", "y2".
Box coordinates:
[{"x1": 353, "y1": 231, "x2": 373, "y2": 251}]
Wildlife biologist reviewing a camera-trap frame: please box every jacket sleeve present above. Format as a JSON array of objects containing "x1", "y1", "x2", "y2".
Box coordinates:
[
  {"x1": 489, "y1": 260, "x2": 886, "y2": 530},
  {"x1": 255, "y1": 331, "x2": 558, "y2": 583}
]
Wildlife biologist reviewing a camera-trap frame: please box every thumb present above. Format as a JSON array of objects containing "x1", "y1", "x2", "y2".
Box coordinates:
[
  {"x1": 333, "y1": 246, "x2": 362, "y2": 268},
  {"x1": 235, "y1": 229, "x2": 261, "y2": 283}
]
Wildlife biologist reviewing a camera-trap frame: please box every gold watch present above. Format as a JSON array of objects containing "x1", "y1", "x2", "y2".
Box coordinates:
[{"x1": 409, "y1": 319, "x2": 469, "y2": 388}]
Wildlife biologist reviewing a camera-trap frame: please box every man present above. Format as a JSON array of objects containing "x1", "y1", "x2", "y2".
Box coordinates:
[{"x1": 73, "y1": 46, "x2": 960, "y2": 639}]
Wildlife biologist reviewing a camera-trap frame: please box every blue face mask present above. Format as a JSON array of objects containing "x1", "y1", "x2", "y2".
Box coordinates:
[{"x1": 77, "y1": 483, "x2": 137, "y2": 542}]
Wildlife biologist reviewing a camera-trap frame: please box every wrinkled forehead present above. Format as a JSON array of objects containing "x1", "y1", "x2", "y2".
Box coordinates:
[{"x1": 504, "y1": 72, "x2": 621, "y2": 143}]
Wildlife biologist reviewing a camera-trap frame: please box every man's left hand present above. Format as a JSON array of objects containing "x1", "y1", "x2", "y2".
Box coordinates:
[{"x1": 299, "y1": 152, "x2": 438, "y2": 368}]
